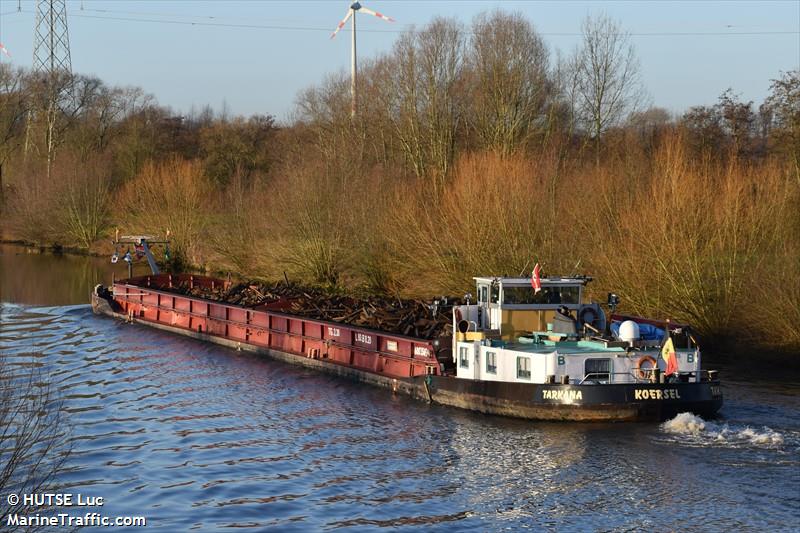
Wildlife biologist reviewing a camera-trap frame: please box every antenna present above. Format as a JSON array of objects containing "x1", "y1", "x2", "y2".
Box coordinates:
[
  {"x1": 569, "y1": 260, "x2": 582, "y2": 278},
  {"x1": 330, "y1": 2, "x2": 394, "y2": 117},
  {"x1": 518, "y1": 259, "x2": 531, "y2": 277}
]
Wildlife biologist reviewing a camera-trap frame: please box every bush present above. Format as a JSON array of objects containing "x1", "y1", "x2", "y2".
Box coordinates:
[{"x1": 117, "y1": 157, "x2": 211, "y2": 266}]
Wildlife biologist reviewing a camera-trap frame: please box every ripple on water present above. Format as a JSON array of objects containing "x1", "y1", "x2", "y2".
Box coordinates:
[{"x1": 1, "y1": 304, "x2": 799, "y2": 531}]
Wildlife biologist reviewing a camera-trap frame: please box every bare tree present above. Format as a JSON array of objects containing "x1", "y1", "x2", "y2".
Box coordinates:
[
  {"x1": 414, "y1": 18, "x2": 465, "y2": 184},
  {"x1": 568, "y1": 13, "x2": 647, "y2": 163},
  {"x1": 25, "y1": 72, "x2": 101, "y2": 177},
  {"x1": 679, "y1": 89, "x2": 757, "y2": 159},
  {"x1": 294, "y1": 71, "x2": 364, "y2": 174},
  {"x1": 0, "y1": 65, "x2": 29, "y2": 210},
  {"x1": 119, "y1": 157, "x2": 211, "y2": 266},
  {"x1": 717, "y1": 89, "x2": 756, "y2": 155},
  {"x1": 379, "y1": 17, "x2": 465, "y2": 185},
  {"x1": 70, "y1": 83, "x2": 126, "y2": 157},
  {"x1": 0, "y1": 346, "x2": 70, "y2": 532},
  {"x1": 467, "y1": 10, "x2": 552, "y2": 155},
  {"x1": 199, "y1": 114, "x2": 275, "y2": 187},
  {"x1": 628, "y1": 106, "x2": 672, "y2": 150},
  {"x1": 57, "y1": 153, "x2": 112, "y2": 248},
  {"x1": 762, "y1": 69, "x2": 800, "y2": 180},
  {"x1": 681, "y1": 104, "x2": 726, "y2": 156}
]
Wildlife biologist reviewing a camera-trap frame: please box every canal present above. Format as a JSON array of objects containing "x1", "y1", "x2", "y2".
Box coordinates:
[{"x1": 0, "y1": 244, "x2": 798, "y2": 531}]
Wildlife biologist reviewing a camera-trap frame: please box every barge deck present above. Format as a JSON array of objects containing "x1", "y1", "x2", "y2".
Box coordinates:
[{"x1": 92, "y1": 273, "x2": 722, "y2": 422}]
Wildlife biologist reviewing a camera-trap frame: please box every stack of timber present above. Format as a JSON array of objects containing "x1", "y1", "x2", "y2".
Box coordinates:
[{"x1": 166, "y1": 280, "x2": 454, "y2": 341}]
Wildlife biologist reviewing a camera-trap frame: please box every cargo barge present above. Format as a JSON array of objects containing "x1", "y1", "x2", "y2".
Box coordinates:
[{"x1": 92, "y1": 261, "x2": 722, "y2": 422}]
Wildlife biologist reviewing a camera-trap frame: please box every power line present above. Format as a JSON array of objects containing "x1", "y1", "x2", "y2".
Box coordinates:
[
  {"x1": 79, "y1": 7, "x2": 222, "y2": 21},
  {"x1": 4, "y1": 7, "x2": 799, "y2": 37},
  {"x1": 62, "y1": 11, "x2": 800, "y2": 37},
  {"x1": 67, "y1": 12, "x2": 349, "y2": 33}
]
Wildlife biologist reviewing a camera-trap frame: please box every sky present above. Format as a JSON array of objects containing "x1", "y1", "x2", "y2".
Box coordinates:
[{"x1": 0, "y1": 0, "x2": 798, "y2": 122}]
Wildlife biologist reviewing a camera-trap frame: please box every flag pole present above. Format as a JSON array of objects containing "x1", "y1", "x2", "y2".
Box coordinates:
[
  {"x1": 518, "y1": 259, "x2": 530, "y2": 277},
  {"x1": 655, "y1": 318, "x2": 671, "y2": 383}
]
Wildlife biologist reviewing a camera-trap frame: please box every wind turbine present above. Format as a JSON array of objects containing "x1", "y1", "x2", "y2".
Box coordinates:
[{"x1": 330, "y1": 2, "x2": 395, "y2": 117}]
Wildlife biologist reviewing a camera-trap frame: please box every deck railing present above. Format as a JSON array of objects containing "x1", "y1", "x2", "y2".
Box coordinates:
[{"x1": 579, "y1": 370, "x2": 716, "y2": 385}]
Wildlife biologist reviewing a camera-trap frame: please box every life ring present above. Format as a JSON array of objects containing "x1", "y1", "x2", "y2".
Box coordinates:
[{"x1": 634, "y1": 355, "x2": 657, "y2": 380}]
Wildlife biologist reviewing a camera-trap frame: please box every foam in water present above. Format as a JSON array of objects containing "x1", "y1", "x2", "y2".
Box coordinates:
[
  {"x1": 736, "y1": 427, "x2": 784, "y2": 446},
  {"x1": 662, "y1": 412, "x2": 785, "y2": 448},
  {"x1": 663, "y1": 412, "x2": 707, "y2": 435}
]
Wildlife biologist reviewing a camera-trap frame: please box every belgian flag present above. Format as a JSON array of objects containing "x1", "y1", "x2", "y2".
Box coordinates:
[{"x1": 661, "y1": 336, "x2": 679, "y2": 376}]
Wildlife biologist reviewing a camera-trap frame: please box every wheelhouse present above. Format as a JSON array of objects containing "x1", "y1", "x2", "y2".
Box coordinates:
[
  {"x1": 472, "y1": 276, "x2": 598, "y2": 340},
  {"x1": 454, "y1": 275, "x2": 703, "y2": 386}
]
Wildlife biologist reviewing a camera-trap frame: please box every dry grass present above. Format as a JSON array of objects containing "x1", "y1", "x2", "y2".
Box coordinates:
[
  {"x1": 117, "y1": 157, "x2": 211, "y2": 266},
  {"x1": 382, "y1": 151, "x2": 563, "y2": 295},
  {"x1": 4, "y1": 162, "x2": 55, "y2": 244},
  {"x1": 2, "y1": 122, "x2": 797, "y2": 354},
  {"x1": 55, "y1": 153, "x2": 112, "y2": 248},
  {"x1": 4, "y1": 153, "x2": 111, "y2": 247},
  {"x1": 188, "y1": 132, "x2": 798, "y2": 352},
  {"x1": 573, "y1": 132, "x2": 799, "y2": 346}
]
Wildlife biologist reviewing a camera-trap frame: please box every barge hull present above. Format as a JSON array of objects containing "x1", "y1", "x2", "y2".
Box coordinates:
[
  {"x1": 426, "y1": 376, "x2": 722, "y2": 422},
  {"x1": 93, "y1": 289, "x2": 722, "y2": 422}
]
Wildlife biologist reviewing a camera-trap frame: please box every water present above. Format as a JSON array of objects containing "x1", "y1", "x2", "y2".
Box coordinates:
[
  {"x1": 0, "y1": 244, "x2": 150, "y2": 305},
  {"x1": 1, "y1": 245, "x2": 799, "y2": 531}
]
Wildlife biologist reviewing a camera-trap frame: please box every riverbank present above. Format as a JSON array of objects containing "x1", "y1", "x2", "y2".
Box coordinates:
[
  {"x1": 2, "y1": 242, "x2": 797, "y2": 368},
  {"x1": 0, "y1": 12, "x2": 796, "y2": 369},
  {"x1": 1, "y1": 238, "x2": 104, "y2": 257}
]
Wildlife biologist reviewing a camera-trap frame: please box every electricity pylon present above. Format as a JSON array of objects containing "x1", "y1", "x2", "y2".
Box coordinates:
[
  {"x1": 26, "y1": 0, "x2": 74, "y2": 176},
  {"x1": 32, "y1": 0, "x2": 73, "y2": 76}
]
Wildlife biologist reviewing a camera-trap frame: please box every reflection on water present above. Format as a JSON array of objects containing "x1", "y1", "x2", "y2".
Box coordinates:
[
  {"x1": 0, "y1": 305, "x2": 797, "y2": 531},
  {"x1": 0, "y1": 244, "x2": 150, "y2": 305},
  {"x1": 1, "y1": 250, "x2": 799, "y2": 531}
]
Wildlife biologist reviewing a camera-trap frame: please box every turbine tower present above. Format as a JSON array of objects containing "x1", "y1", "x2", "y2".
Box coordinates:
[{"x1": 330, "y1": 2, "x2": 394, "y2": 117}]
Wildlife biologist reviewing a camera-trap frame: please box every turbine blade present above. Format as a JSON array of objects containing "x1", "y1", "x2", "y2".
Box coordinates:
[
  {"x1": 357, "y1": 6, "x2": 395, "y2": 23},
  {"x1": 330, "y1": 9, "x2": 353, "y2": 39}
]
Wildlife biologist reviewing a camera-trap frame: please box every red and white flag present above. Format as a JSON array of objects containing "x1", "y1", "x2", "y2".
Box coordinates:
[
  {"x1": 531, "y1": 263, "x2": 542, "y2": 294},
  {"x1": 0, "y1": 43, "x2": 11, "y2": 58}
]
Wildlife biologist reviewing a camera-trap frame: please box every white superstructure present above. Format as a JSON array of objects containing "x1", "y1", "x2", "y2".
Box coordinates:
[{"x1": 452, "y1": 276, "x2": 701, "y2": 385}]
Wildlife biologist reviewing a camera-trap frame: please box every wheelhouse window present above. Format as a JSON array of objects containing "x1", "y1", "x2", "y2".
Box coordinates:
[
  {"x1": 517, "y1": 357, "x2": 531, "y2": 380},
  {"x1": 479, "y1": 285, "x2": 488, "y2": 303},
  {"x1": 486, "y1": 351, "x2": 497, "y2": 374},
  {"x1": 459, "y1": 347, "x2": 469, "y2": 369},
  {"x1": 584, "y1": 358, "x2": 610, "y2": 381},
  {"x1": 502, "y1": 286, "x2": 580, "y2": 305}
]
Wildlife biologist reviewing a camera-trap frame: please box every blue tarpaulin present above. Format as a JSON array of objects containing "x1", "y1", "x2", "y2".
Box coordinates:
[{"x1": 611, "y1": 321, "x2": 666, "y2": 341}]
